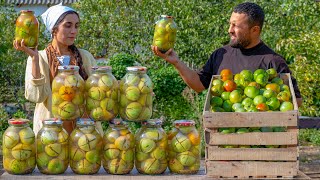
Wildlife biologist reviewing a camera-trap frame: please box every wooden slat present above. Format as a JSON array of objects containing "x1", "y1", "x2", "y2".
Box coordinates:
[
  {"x1": 206, "y1": 131, "x2": 298, "y2": 145},
  {"x1": 206, "y1": 146, "x2": 298, "y2": 161},
  {"x1": 280, "y1": 73, "x2": 299, "y2": 111},
  {"x1": 203, "y1": 111, "x2": 298, "y2": 128},
  {"x1": 206, "y1": 161, "x2": 298, "y2": 177}
]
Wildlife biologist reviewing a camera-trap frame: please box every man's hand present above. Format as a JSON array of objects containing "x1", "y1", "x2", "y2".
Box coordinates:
[{"x1": 151, "y1": 45, "x2": 179, "y2": 66}]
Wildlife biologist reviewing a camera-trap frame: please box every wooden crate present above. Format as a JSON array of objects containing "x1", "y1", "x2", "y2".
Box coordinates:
[{"x1": 203, "y1": 73, "x2": 299, "y2": 179}]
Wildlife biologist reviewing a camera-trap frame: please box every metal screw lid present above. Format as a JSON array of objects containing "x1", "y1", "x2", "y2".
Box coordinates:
[
  {"x1": 58, "y1": 65, "x2": 79, "y2": 71},
  {"x1": 126, "y1": 66, "x2": 147, "y2": 72},
  {"x1": 77, "y1": 118, "x2": 95, "y2": 126},
  {"x1": 43, "y1": 118, "x2": 63, "y2": 125},
  {"x1": 142, "y1": 119, "x2": 162, "y2": 126},
  {"x1": 8, "y1": 118, "x2": 29, "y2": 125},
  {"x1": 174, "y1": 120, "x2": 195, "y2": 126}
]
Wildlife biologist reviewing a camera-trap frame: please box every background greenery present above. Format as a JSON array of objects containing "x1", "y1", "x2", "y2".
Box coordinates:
[{"x1": 0, "y1": 0, "x2": 319, "y2": 151}]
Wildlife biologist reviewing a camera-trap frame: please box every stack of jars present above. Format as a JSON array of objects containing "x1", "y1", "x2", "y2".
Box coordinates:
[{"x1": 2, "y1": 119, "x2": 36, "y2": 175}]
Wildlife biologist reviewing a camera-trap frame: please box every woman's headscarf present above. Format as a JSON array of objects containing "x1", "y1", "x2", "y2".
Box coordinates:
[{"x1": 41, "y1": 3, "x2": 76, "y2": 34}]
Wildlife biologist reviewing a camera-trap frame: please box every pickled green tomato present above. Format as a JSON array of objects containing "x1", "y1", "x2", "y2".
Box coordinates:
[
  {"x1": 69, "y1": 119, "x2": 102, "y2": 175},
  {"x1": 167, "y1": 120, "x2": 200, "y2": 174},
  {"x1": 52, "y1": 66, "x2": 86, "y2": 121},
  {"x1": 102, "y1": 121, "x2": 134, "y2": 174},
  {"x1": 36, "y1": 120, "x2": 69, "y2": 174},
  {"x1": 135, "y1": 121, "x2": 167, "y2": 175},
  {"x1": 119, "y1": 67, "x2": 153, "y2": 122},
  {"x1": 152, "y1": 15, "x2": 177, "y2": 53},
  {"x1": 3, "y1": 119, "x2": 35, "y2": 175}
]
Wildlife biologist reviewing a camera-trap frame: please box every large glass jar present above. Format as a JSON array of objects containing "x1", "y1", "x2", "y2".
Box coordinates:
[
  {"x1": 167, "y1": 120, "x2": 200, "y2": 174},
  {"x1": 135, "y1": 119, "x2": 167, "y2": 174},
  {"x1": 36, "y1": 118, "x2": 69, "y2": 174},
  {"x1": 119, "y1": 66, "x2": 153, "y2": 122},
  {"x1": 69, "y1": 118, "x2": 102, "y2": 174},
  {"x1": 102, "y1": 119, "x2": 134, "y2": 174},
  {"x1": 52, "y1": 65, "x2": 85, "y2": 121},
  {"x1": 152, "y1": 15, "x2": 177, "y2": 53},
  {"x1": 15, "y1": 10, "x2": 39, "y2": 48},
  {"x1": 3, "y1": 119, "x2": 35, "y2": 175},
  {"x1": 85, "y1": 66, "x2": 119, "y2": 121}
]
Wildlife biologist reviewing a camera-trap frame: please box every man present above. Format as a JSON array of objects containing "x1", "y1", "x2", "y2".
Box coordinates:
[{"x1": 152, "y1": 2, "x2": 302, "y2": 106}]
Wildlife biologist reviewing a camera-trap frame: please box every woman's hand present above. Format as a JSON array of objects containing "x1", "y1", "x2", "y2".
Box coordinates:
[
  {"x1": 13, "y1": 39, "x2": 41, "y2": 78},
  {"x1": 13, "y1": 39, "x2": 39, "y2": 58},
  {"x1": 151, "y1": 45, "x2": 180, "y2": 66}
]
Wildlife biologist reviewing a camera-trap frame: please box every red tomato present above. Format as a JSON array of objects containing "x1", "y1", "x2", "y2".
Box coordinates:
[
  {"x1": 220, "y1": 69, "x2": 233, "y2": 81},
  {"x1": 256, "y1": 103, "x2": 269, "y2": 111},
  {"x1": 223, "y1": 80, "x2": 237, "y2": 92}
]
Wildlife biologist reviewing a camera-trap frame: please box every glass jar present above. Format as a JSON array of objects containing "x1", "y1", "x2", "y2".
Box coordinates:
[
  {"x1": 85, "y1": 66, "x2": 119, "y2": 121},
  {"x1": 15, "y1": 10, "x2": 39, "y2": 48},
  {"x1": 69, "y1": 118, "x2": 102, "y2": 174},
  {"x1": 119, "y1": 66, "x2": 153, "y2": 122},
  {"x1": 135, "y1": 119, "x2": 167, "y2": 174},
  {"x1": 102, "y1": 119, "x2": 134, "y2": 174},
  {"x1": 167, "y1": 120, "x2": 200, "y2": 174},
  {"x1": 2, "y1": 119, "x2": 35, "y2": 175},
  {"x1": 52, "y1": 65, "x2": 85, "y2": 120},
  {"x1": 152, "y1": 15, "x2": 177, "y2": 53},
  {"x1": 36, "y1": 118, "x2": 69, "y2": 174}
]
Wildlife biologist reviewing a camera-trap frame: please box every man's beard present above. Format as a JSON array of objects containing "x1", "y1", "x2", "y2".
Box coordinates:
[{"x1": 229, "y1": 37, "x2": 250, "y2": 49}]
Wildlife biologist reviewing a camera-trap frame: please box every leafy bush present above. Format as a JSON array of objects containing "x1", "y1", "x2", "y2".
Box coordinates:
[
  {"x1": 276, "y1": 32, "x2": 320, "y2": 117},
  {"x1": 0, "y1": 107, "x2": 10, "y2": 146},
  {"x1": 0, "y1": 1, "x2": 319, "y2": 151},
  {"x1": 299, "y1": 129, "x2": 320, "y2": 146},
  {"x1": 149, "y1": 65, "x2": 186, "y2": 100},
  {"x1": 108, "y1": 53, "x2": 137, "y2": 80}
]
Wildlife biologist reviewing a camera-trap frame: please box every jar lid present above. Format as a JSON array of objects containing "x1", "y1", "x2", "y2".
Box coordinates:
[
  {"x1": 58, "y1": 65, "x2": 79, "y2": 71},
  {"x1": 110, "y1": 118, "x2": 127, "y2": 126},
  {"x1": 77, "y1": 118, "x2": 95, "y2": 126},
  {"x1": 161, "y1": 15, "x2": 173, "y2": 19},
  {"x1": 43, "y1": 118, "x2": 62, "y2": 125},
  {"x1": 20, "y1": 10, "x2": 34, "y2": 13},
  {"x1": 8, "y1": 118, "x2": 29, "y2": 125},
  {"x1": 174, "y1": 120, "x2": 195, "y2": 126},
  {"x1": 142, "y1": 119, "x2": 162, "y2": 126},
  {"x1": 126, "y1": 66, "x2": 147, "y2": 72},
  {"x1": 92, "y1": 66, "x2": 112, "y2": 70}
]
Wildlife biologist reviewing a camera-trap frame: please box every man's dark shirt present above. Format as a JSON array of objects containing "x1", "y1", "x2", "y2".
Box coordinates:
[{"x1": 198, "y1": 41, "x2": 301, "y2": 98}]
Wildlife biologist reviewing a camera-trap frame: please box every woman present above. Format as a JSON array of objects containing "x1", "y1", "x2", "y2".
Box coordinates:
[{"x1": 13, "y1": 3, "x2": 103, "y2": 135}]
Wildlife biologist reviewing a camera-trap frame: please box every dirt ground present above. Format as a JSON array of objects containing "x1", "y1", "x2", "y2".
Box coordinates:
[
  {"x1": 1, "y1": 145, "x2": 320, "y2": 178},
  {"x1": 299, "y1": 145, "x2": 320, "y2": 179}
]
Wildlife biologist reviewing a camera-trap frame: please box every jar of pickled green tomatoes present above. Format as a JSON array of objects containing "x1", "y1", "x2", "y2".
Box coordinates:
[
  {"x1": 102, "y1": 118, "x2": 134, "y2": 174},
  {"x1": 167, "y1": 120, "x2": 200, "y2": 174},
  {"x1": 69, "y1": 118, "x2": 102, "y2": 174},
  {"x1": 36, "y1": 118, "x2": 69, "y2": 174},
  {"x1": 135, "y1": 119, "x2": 167, "y2": 174},
  {"x1": 119, "y1": 66, "x2": 153, "y2": 122},
  {"x1": 3, "y1": 119, "x2": 35, "y2": 175}
]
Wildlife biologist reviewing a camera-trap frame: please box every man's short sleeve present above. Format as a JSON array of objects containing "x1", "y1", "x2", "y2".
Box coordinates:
[{"x1": 197, "y1": 49, "x2": 224, "y2": 89}]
